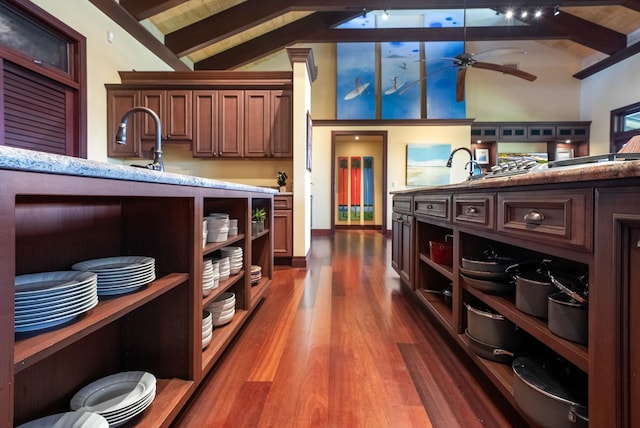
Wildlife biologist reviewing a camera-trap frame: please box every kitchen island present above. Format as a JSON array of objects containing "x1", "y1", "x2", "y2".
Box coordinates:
[
  {"x1": 392, "y1": 159, "x2": 640, "y2": 427},
  {"x1": 0, "y1": 146, "x2": 276, "y2": 427}
]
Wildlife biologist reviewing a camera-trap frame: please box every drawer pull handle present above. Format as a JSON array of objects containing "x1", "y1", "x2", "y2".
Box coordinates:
[
  {"x1": 427, "y1": 204, "x2": 433, "y2": 209},
  {"x1": 465, "y1": 206, "x2": 478, "y2": 215},
  {"x1": 524, "y1": 210, "x2": 545, "y2": 223}
]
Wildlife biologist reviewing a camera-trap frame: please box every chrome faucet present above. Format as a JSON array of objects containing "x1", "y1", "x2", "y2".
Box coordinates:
[
  {"x1": 446, "y1": 147, "x2": 480, "y2": 178},
  {"x1": 115, "y1": 106, "x2": 164, "y2": 172}
]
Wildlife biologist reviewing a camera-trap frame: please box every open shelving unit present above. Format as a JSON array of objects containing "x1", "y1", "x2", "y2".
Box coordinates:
[{"x1": 0, "y1": 169, "x2": 274, "y2": 427}]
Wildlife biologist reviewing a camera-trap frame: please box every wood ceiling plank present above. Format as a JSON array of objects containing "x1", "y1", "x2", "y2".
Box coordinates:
[
  {"x1": 522, "y1": 12, "x2": 627, "y2": 54},
  {"x1": 194, "y1": 11, "x2": 357, "y2": 70},
  {"x1": 290, "y1": 0, "x2": 626, "y2": 10},
  {"x1": 119, "y1": 0, "x2": 191, "y2": 21},
  {"x1": 165, "y1": 0, "x2": 297, "y2": 57},
  {"x1": 621, "y1": 0, "x2": 640, "y2": 12}
]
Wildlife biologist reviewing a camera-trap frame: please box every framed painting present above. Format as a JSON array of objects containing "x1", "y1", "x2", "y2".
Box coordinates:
[{"x1": 406, "y1": 143, "x2": 451, "y2": 186}]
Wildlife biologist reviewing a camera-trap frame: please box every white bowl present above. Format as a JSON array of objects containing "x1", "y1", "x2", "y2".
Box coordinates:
[
  {"x1": 202, "y1": 331, "x2": 213, "y2": 348},
  {"x1": 212, "y1": 310, "x2": 234, "y2": 327}
]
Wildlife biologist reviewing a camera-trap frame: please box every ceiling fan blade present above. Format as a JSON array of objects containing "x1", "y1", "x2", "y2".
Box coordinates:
[
  {"x1": 456, "y1": 68, "x2": 467, "y2": 102},
  {"x1": 473, "y1": 48, "x2": 526, "y2": 61},
  {"x1": 398, "y1": 64, "x2": 457, "y2": 96},
  {"x1": 473, "y1": 61, "x2": 538, "y2": 81}
]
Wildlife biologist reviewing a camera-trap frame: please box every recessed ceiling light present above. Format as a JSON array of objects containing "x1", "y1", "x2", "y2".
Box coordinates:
[
  {"x1": 505, "y1": 9, "x2": 514, "y2": 19},
  {"x1": 534, "y1": 9, "x2": 543, "y2": 18}
]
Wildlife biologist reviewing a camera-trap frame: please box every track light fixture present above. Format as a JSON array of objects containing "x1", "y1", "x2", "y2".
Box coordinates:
[
  {"x1": 553, "y1": 5, "x2": 560, "y2": 16},
  {"x1": 382, "y1": 9, "x2": 389, "y2": 20},
  {"x1": 362, "y1": 8, "x2": 367, "y2": 18},
  {"x1": 534, "y1": 8, "x2": 543, "y2": 18},
  {"x1": 505, "y1": 9, "x2": 514, "y2": 18},
  {"x1": 521, "y1": 9, "x2": 528, "y2": 18}
]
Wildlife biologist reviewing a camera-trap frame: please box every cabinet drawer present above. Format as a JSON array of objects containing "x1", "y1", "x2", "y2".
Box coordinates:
[
  {"x1": 274, "y1": 195, "x2": 293, "y2": 210},
  {"x1": 453, "y1": 193, "x2": 495, "y2": 230},
  {"x1": 393, "y1": 195, "x2": 413, "y2": 215},
  {"x1": 497, "y1": 189, "x2": 593, "y2": 251},
  {"x1": 414, "y1": 194, "x2": 451, "y2": 221}
]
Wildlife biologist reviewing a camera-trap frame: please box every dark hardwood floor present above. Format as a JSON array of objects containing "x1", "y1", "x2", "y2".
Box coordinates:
[{"x1": 173, "y1": 230, "x2": 526, "y2": 427}]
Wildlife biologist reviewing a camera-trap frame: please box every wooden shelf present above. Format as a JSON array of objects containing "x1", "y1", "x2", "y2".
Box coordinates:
[
  {"x1": 415, "y1": 289, "x2": 453, "y2": 333},
  {"x1": 134, "y1": 377, "x2": 194, "y2": 428},
  {"x1": 14, "y1": 273, "x2": 189, "y2": 372},
  {"x1": 250, "y1": 277, "x2": 271, "y2": 309},
  {"x1": 419, "y1": 252, "x2": 454, "y2": 280},
  {"x1": 203, "y1": 233, "x2": 246, "y2": 257},
  {"x1": 201, "y1": 310, "x2": 249, "y2": 373},
  {"x1": 251, "y1": 228, "x2": 270, "y2": 241},
  {"x1": 463, "y1": 284, "x2": 589, "y2": 372},
  {"x1": 202, "y1": 271, "x2": 245, "y2": 308}
]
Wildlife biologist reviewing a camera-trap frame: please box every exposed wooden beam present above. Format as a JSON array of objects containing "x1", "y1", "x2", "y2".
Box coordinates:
[
  {"x1": 119, "y1": 0, "x2": 189, "y2": 21},
  {"x1": 88, "y1": 0, "x2": 190, "y2": 71},
  {"x1": 291, "y1": 0, "x2": 626, "y2": 10},
  {"x1": 520, "y1": 11, "x2": 627, "y2": 54},
  {"x1": 166, "y1": 0, "x2": 297, "y2": 57},
  {"x1": 574, "y1": 41, "x2": 640, "y2": 78},
  {"x1": 304, "y1": 26, "x2": 569, "y2": 43},
  {"x1": 620, "y1": 0, "x2": 640, "y2": 12},
  {"x1": 194, "y1": 12, "x2": 357, "y2": 70}
]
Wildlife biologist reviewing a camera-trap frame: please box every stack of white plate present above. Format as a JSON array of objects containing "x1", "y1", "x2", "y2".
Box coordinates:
[
  {"x1": 250, "y1": 265, "x2": 262, "y2": 285},
  {"x1": 211, "y1": 256, "x2": 230, "y2": 280},
  {"x1": 15, "y1": 271, "x2": 99, "y2": 334},
  {"x1": 228, "y1": 218, "x2": 238, "y2": 236},
  {"x1": 16, "y1": 411, "x2": 108, "y2": 428},
  {"x1": 202, "y1": 259, "x2": 220, "y2": 297},
  {"x1": 202, "y1": 310, "x2": 213, "y2": 348},
  {"x1": 205, "y1": 292, "x2": 235, "y2": 327},
  {"x1": 202, "y1": 219, "x2": 208, "y2": 248},
  {"x1": 72, "y1": 256, "x2": 155, "y2": 297},
  {"x1": 206, "y1": 213, "x2": 229, "y2": 243},
  {"x1": 220, "y1": 246, "x2": 243, "y2": 275},
  {"x1": 70, "y1": 371, "x2": 156, "y2": 427}
]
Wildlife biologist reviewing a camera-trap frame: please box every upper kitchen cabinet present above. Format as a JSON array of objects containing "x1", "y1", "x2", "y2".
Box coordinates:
[
  {"x1": 106, "y1": 87, "x2": 193, "y2": 159},
  {"x1": 140, "y1": 90, "x2": 192, "y2": 143},
  {"x1": 244, "y1": 89, "x2": 293, "y2": 159}
]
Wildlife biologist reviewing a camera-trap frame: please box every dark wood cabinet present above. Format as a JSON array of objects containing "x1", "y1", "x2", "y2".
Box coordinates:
[
  {"x1": 391, "y1": 195, "x2": 414, "y2": 287},
  {"x1": 192, "y1": 90, "x2": 218, "y2": 157},
  {"x1": 273, "y1": 195, "x2": 293, "y2": 258},
  {"x1": 217, "y1": 90, "x2": 244, "y2": 158},
  {"x1": 394, "y1": 173, "x2": 640, "y2": 425},
  {"x1": 269, "y1": 90, "x2": 293, "y2": 158},
  {"x1": 107, "y1": 89, "x2": 140, "y2": 158},
  {"x1": 244, "y1": 90, "x2": 293, "y2": 158},
  {"x1": 140, "y1": 89, "x2": 192, "y2": 142},
  {"x1": 192, "y1": 89, "x2": 244, "y2": 158}
]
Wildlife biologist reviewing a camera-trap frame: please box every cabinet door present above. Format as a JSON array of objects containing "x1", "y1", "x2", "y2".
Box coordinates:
[
  {"x1": 192, "y1": 90, "x2": 218, "y2": 158},
  {"x1": 392, "y1": 213, "x2": 402, "y2": 274},
  {"x1": 141, "y1": 90, "x2": 192, "y2": 142},
  {"x1": 244, "y1": 90, "x2": 270, "y2": 158},
  {"x1": 218, "y1": 90, "x2": 244, "y2": 158},
  {"x1": 273, "y1": 209, "x2": 293, "y2": 257},
  {"x1": 270, "y1": 90, "x2": 293, "y2": 158},
  {"x1": 107, "y1": 89, "x2": 141, "y2": 158}
]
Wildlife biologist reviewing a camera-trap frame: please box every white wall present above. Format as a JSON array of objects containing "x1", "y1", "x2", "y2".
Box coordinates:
[
  {"x1": 580, "y1": 53, "x2": 640, "y2": 154},
  {"x1": 32, "y1": 0, "x2": 175, "y2": 162}
]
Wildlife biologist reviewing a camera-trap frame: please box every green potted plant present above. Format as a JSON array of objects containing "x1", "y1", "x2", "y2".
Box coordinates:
[{"x1": 252, "y1": 207, "x2": 266, "y2": 235}]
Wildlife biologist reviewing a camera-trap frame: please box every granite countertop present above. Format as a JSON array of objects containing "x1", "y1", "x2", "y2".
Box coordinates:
[
  {"x1": 392, "y1": 159, "x2": 640, "y2": 194},
  {"x1": 0, "y1": 146, "x2": 277, "y2": 194}
]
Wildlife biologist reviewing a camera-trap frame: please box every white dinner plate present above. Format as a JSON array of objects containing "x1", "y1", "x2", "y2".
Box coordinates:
[
  {"x1": 106, "y1": 389, "x2": 155, "y2": 427},
  {"x1": 71, "y1": 371, "x2": 156, "y2": 414},
  {"x1": 15, "y1": 271, "x2": 97, "y2": 296},
  {"x1": 15, "y1": 296, "x2": 98, "y2": 332},
  {"x1": 15, "y1": 280, "x2": 96, "y2": 307},
  {"x1": 16, "y1": 285, "x2": 96, "y2": 316},
  {"x1": 16, "y1": 411, "x2": 108, "y2": 428},
  {"x1": 72, "y1": 256, "x2": 154, "y2": 273}
]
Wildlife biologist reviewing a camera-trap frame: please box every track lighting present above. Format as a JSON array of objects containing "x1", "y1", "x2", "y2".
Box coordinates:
[
  {"x1": 534, "y1": 9, "x2": 543, "y2": 18},
  {"x1": 382, "y1": 9, "x2": 389, "y2": 20},
  {"x1": 505, "y1": 9, "x2": 514, "y2": 19},
  {"x1": 520, "y1": 9, "x2": 528, "y2": 18},
  {"x1": 362, "y1": 8, "x2": 367, "y2": 18},
  {"x1": 553, "y1": 5, "x2": 560, "y2": 16}
]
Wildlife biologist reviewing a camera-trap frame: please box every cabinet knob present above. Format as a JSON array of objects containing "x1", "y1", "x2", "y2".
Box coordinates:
[
  {"x1": 426, "y1": 204, "x2": 433, "y2": 209},
  {"x1": 523, "y1": 209, "x2": 545, "y2": 223},
  {"x1": 465, "y1": 206, "x2": 478, "y2": 215}
]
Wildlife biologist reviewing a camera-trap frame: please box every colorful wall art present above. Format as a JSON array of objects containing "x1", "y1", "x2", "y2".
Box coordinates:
[
  {"x1": 424, "y1": 41, "x2": 466, "y2": 119},
  {"x1": 336, "y1": 43, "x2": 376, "y2": 119},
  {"x1": 350, "y1": 157, "x2": 361, "y2": 220},
  {"x1": 380, "y1": 42, "x2": 421, "y2": 119},
  {"x1": 338, "y1": 157, "x2": 349, "y2": 221},
  {"x1": 363, "y1": 157, "x2": 374, "y2": 221},
  {"x1": 406, "y1": 144, "x2": 452, "y2": 186},
  {"x1": 337, "y1": 156, "x2": 375, "y2": 222}
]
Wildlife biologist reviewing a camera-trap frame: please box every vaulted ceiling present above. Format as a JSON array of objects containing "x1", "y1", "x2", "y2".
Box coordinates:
[{"x1": 91, "y1": 0, "x2": 640, "y2": 78}]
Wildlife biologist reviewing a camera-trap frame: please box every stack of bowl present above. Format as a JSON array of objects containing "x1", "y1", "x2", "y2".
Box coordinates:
[
  {"x1": 202, "y1": 259, "x2": 220, "y2": 297},
  {"x1": 210, "y1": 256, "x2": 230, "y2": 280},
  {"x1": 228, "y1": 218, "x2": 238, "y2": 236},
  {"x1": 205, "y1": 213, "x2": 229, "y2": 243},
  {"x1": 202, "y1": 219, "x2": 208, "y2": 248},
  {"x1": 220, "y1": 246, "x2": 243, "y2": 275},
  {"x1": 202, "y1": 310, "x2": 212, "y2": 348},
  {"x1": 205, "y1": 292, "x2": 235, "y2": 327},
  {"x1": 250, "y1": 265, "x2": 262, "y2": 285}
]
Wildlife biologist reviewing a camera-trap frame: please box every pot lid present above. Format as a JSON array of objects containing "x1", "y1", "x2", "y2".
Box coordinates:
[{"x1": 512, "y1": 355, "x2": 588, "y2": 406}]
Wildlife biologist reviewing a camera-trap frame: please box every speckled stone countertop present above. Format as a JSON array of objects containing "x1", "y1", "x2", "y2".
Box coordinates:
[
  {"x1": 0, "y1": 146, "x2": 277, "y2": 194},
  {"x1": 392, "y1": 159, "x2": 640, "y2": 194}
]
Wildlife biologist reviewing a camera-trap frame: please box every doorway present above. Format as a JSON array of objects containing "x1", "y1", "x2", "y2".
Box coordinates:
[{"x1": 331, "y1": 130, "x2": 388, "y2": 233}]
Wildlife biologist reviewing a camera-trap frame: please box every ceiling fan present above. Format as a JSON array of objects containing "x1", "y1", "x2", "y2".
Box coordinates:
[{"x1": 399, "y1": 8, "x2": 537, "y2": 102}]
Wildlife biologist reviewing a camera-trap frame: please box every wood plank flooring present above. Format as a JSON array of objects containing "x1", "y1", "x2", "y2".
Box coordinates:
[{"x1": 173, "y1": 231, "x2": 527, "y2": 427}]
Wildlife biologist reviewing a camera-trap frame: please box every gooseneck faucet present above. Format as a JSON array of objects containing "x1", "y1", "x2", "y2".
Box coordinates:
[
  {"x1": 446, "y1": 147, "x2": 479, "y2": 178},
  {"x1": 115, "y1": 106, "x2": 164, "y2": 172}
]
